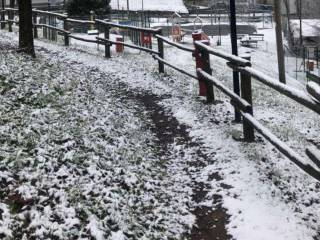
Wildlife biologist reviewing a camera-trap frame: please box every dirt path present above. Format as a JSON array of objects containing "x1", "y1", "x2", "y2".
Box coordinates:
[{"x1": 124, "y1": 88, "x2": 232, "y2": 240}]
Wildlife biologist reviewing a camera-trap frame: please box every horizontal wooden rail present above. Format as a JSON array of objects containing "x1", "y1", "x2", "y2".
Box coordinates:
[
  {"x1": 153, "y1": 54, "x2": 198, "y2": 79},
  {"x1": 307, "y1": 81, "x2": 320, "y2": 102},
  {"x1": 7, "y1": 20, "x2": 18, "y2": 24},
  {"x1": 97, "y1": 37, "x2": 159, "y2": 55},
  {"x1": 155, "y1": 34, "x2": 195, "y2": 53},
  {"x1": 32, "y1": 9, "x2": 67, "y2": 19},
  {"x1": 66, "y1": 18, "x2": 95, "y2": 25},
  {"x1": 238, "y1": 66, "x2": 320, "y2": 115},
  {"x1": 69, "y1": 34, "x2": 102, "y2": 44},
  {"x1": 35, "y1": 24, "x2": 69, "y2": 34},
  {"x1": 242, "y1": 112, "x2": 320, "y2": 181},
  {"x1": 306, "y1": 147, "x2": 320, "y2": 169},
  {"x1": 95, "y1": 19, "x2": 161, "y2": 34},
  {"x1": 195, "y1": 41, "x2": 251, "y2": 67},
  {"x1": 4, "y1": 8, "x2": 18, "y2": 12},
  {"x1": 197, "y1": 69, "x2": 252, "y2": 112}
]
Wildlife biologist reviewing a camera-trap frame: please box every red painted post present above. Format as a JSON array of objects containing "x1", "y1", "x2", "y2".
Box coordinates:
[
  {"x1": 192, "y1": 31, "x2": 207, "y2": 96},
  {"x1": 192, "y1": 31, "x2": 211, "y2": 96},
  {"x1": 140, "y1": 31, "x2": 152, "y2": 48},
  {"x1": 116, "y1": 36, "x2": 124, "y2": 53}
]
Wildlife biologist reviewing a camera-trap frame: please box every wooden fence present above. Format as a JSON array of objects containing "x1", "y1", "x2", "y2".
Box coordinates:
[{"x1": 2, "y1": 8, "x2": 320, "y2": 182}]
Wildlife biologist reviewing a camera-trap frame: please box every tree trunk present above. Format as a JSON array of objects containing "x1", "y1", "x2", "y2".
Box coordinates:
[
  {"x1": 18, "y1": 0, "x2": 35, "y2": 57},
  {"x1": 274, "y1": 0, "x2": 286, "y2": 84},
  {"x1": 283, "y1": 0, "x2": 293, "y2": 48}
]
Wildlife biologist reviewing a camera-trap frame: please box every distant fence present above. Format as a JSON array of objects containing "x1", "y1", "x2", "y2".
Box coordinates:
[{"x1": 2, "y1": 8, "x2": 320, "y2": 182}]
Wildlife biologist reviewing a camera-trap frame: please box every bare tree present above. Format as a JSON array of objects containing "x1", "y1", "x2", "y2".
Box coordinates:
[
  {"x1": 17, "y1": 0, "x2": 35, "y2": 57},
  {"x1": 274, "y1": 0, "x2": 286, "y2": 84},
  {"x1": 296, "y1": 0, "x2": 302, "y2": 46},
  {"x1": 283, "y1": 0, "x2": 293, "y2": 47}
]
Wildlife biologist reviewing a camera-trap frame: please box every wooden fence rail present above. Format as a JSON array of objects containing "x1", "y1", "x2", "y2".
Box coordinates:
[
  {"x1": 32, "y1": 9, "x2": 67, "y2": 19},
  {"x1": 155, "y1": 34, "x2": 195, "y2": 53},
  {"x1": 151, "y1": 33, "x2": 320, "y2": 181},
  {"x1": 153, "y1": 54, "x2": 197, "y2": 79},
  {"x1": 242, "y1": 112, "x2": 320, "y2": 181},
  {"x1": 238, "y1": 66, "x2": 320, "y2": 115},
  {"x1": 95, "y1": 19, "x2": 161, "y2": 34},
  {"x1": 2, "y1": 8, "x2": 320, "y2": 182},
  {"x1": 194, "y1": 40, "x2": 320, "y2": 181}
]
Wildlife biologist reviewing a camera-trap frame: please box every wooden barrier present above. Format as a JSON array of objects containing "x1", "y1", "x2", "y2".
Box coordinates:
[
  {"x1": 0, "y1": 9, "x2": 5, "y2": 29},
  {"x1": 69, "y1": 34, "x2": 102, "y2": 44},
  {"x1": 97, "y1": 37, "x2": 158, "y2": 55},
  {"x1": 32, "y1": 9, "x2": 67, "y2": 19},
  {"x1": 95, "y1": 20, "x2": 161, "y2": 34},
  {"x1": 157, "y1": 30, "x2": 164, "y2": 73},
  {"x1": 153, "y1": 54, "x2": 197, "y2": 80},
  {"x1": 240, "y1": 56, "x2": 254, "y2": 141},
  {"x1": 194, "y1": 41, "x2": 320, "y2": 181},
  {"x1": 155, "y1": 34, "x2": 195, "y2": 53},
  {"x1": 195, "y1": 41, "x2": 251, "y2": 67},
  {"x1": 238, "y1": 66, "x2": 320, "y2": 115},
  {"x1": 32, "y1": 12, "x2": 38, "y2": 39},
  {"x1": 5, "y1": 8, "x2": 18, "y2": 32},
  {"x1": 152, "y1": 35, "x2": 320, "y2": 180},
  {"x1": 242, "y1": 112, "x2": 320, "y2": 181},
  {"x1": 65, "y1": 18, "x2": 95, "y2": 25},
  {"x1": 95, "y1": 19, "x2": 162, "y2": 60},
  {"x1": 197, "y1": 69, "x2": 252, "y2": 112}
]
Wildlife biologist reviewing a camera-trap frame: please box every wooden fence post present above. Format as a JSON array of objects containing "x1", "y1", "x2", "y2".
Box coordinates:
[
  {"x1": 157, "y1": 29, "x2": 164, "y2": 73},
  {"x1": 197, "y1": 40, "x2": 214, "y2": 103},
  {"x1": 33, "y1": 12, "x2": 38, "y2": 39},
  {"x1": 104, "y1": 25, "x2": 111, "y2": 58},
  {"x1": 240, "y1": 55, "x2": 254, "y2": 141},
  {"x1": 8, "y1": 10, "x2": 12, "y2": 32},
  {"x1": 63, "y1": 18, "x2": 69, "y2": 46},
  {"x1": 0, "y1": 10, "x2": 5, "y2": 29}
]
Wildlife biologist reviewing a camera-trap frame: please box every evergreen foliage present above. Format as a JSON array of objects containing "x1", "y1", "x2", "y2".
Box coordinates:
[{"x1": 66, "y1": 0, "x2": 110, "y2": 16}]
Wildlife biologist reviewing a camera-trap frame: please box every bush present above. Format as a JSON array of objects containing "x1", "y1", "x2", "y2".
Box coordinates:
[{"x1": 66, "y1": 0, "x2": 110, "y2": 16}]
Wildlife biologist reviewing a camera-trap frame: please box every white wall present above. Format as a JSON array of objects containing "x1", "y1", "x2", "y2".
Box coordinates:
[{"x1": 5, "y1": 0, "x2": 63, "y2": 6}]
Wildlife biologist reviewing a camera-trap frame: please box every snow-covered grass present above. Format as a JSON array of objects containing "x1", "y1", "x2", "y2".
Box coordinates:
[{"x1": 0, "y1": 35, "x2": 195, "y2": 239}]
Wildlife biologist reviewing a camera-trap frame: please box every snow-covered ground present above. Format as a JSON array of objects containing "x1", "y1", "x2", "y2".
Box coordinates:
[
  {"x1": 290, "y1": 19, "x2": 320, "y2": 39},
  {"x1": 0, "y1": 35, "x2": 195, "y2": 239},
  {"x1": 0, "y1": 21, "x2": 320, "y2": 240}
]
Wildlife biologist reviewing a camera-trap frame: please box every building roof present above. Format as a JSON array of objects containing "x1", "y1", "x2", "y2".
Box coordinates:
[
  {"x1": 110, "y1": 0, "x2": 188, "y2": 13},
  {"x1": 290, "y1": 19, "x2": 320, "y2": 38}
]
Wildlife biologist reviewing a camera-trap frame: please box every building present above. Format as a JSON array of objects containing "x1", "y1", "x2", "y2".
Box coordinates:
[
  {"x1": 5, "y1": 0, "x2": 64, "y2": 9},
  {"x1": 110, "y1": 0, "x2": 188, "y2": 13}
]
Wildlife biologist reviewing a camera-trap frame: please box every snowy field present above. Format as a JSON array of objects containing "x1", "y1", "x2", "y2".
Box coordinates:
[{"x1": 0, "y1": 22, "x2": 320, "y2": 240}]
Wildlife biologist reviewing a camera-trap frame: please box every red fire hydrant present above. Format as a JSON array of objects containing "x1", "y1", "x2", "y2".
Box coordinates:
[
  {"x1": 116, "y1": 36, "x2": 124, "y2": 53},
  {"x1": 192, "y1": 31, "x2": 210, "y2": 97}
]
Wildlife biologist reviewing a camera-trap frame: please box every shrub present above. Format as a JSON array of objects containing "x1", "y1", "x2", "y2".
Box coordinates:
[{"x1": 66, "y1": 0, "x2": 110, "y2": 16}]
